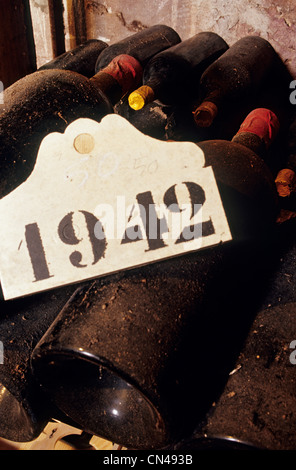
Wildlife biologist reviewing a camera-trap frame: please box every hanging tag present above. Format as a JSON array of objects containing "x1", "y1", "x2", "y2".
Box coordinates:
[{"x1": 0, "y1": 115, "x2": 231, "y2": 300}]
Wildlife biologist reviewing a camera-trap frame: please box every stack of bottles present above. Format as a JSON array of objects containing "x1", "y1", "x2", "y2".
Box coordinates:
[{"x1": 0, "y1": 23, "x2": 295, "y2": 450}]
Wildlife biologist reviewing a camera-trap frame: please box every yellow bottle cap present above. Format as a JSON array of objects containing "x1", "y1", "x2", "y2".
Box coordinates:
[{"x1": 128, "y1": 85, "x2": 155, "y2": 110}]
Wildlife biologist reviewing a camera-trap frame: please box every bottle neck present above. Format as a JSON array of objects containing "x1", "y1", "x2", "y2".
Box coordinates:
[
  {"x1": 231, "y1": 132, "x2": 267, "y2": 158},
  {"x1": 90, "y1": 72, "x2": 122, "y2": 105},
  {"x1": 231, "y1": 108, "x2": 280, "y2": 157},
  {"x1": 90, "y1": 54, "x2": 143, "y2": 105},
  {"x1": 193, "y1": 89, "x2": 220, "y2": 127}
]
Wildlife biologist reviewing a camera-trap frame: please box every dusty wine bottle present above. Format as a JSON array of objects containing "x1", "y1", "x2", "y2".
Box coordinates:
[
  {"x1": 38, "y1": 39, "x2": 108, "y2": 77},
  {"x1": 95, "y1": 24, "x2": 181, "y2": 72},
  {"x1": 243, "y1": 59, "x2": 295, "y2": 179},
  {"x1": 197, "y1": 210, "x2": 296, "y2": 451},
  {"x1": 31, "y1": 108, "x2": 280, "y2": 450},
  {"x1": 0, "y1": 282, "x2": 88, "y2": 442},
  {"x1": 193, "y1": 36, "x2": 283, "y2": 128},
  {"x1": 0, "y1": 68, "x2": 114, "y2": 198},
  {"x1": 204, "y1": 51, "x2": 294, "y2": 148},
  {"x1": 128, "y1": 32, "x2": 228, "y2": 110},
  {"x1": 189, "y1": 301, "x2": 296, "y2": 450}
]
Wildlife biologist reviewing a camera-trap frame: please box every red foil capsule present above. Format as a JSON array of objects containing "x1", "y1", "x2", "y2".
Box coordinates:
[
  {"x1": 102, "y1": 54, "x2": 143, "y2": 94},
  {"x1": 234, "y1": 108, "x2": 280, "y2": 149}
]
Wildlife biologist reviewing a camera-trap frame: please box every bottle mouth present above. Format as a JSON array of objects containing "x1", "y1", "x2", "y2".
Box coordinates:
[
  {"x1": 0, "y1": 383, "x2": 45, "y2": 442},
  {"x1": 128, "y1": 85, "x2": 155, "y2": 110},
  {"x1": 193, "y1": 101, "x2": 218, "y2": 127},
  {"x1": 275, "y1": 168, "x2": 296, "y2": 198},
  {"x1": 32, "y1": 349, "x2": 167, "y2": 450}
]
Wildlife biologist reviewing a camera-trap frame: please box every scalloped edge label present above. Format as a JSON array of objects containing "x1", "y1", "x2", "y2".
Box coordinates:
[{"x1": 0, "y1": 114, "x2": 231, "y2": 300}]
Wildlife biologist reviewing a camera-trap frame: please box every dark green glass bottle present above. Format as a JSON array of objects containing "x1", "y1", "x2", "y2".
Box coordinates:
[{"x1": 193, "y1": 36, "x2": 283, "y2": 128}]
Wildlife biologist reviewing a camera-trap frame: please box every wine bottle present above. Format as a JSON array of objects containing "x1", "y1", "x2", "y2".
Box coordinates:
[
  {"x1": 0, "y1": 282, "x2": 88, "y2": 442},
  {"x1": 115, "y1": 96, "x2": 200, "y2": 141},
  {"x1": 116, "y1": 97, "x2": 213, "y2": 142},
  {"x1": 189, "y1": 301, "x2": 296, "y2": 450},
  {"x1": 115, "y1": 97, "x2": 177, "y2": 140},
  {"x1": 0, "y1": 68, "x2": 113, "y2": 198},
  {"x1": 128, "y1": 32, "x2": 228, "y2": 110},
  {"x1": 31, "y1": 109, "x2": 280, "y2": 450},
  {"x1": 193, "y1": 36, "x2": 283, "y2": 128},
  {"x1": 174, "y1": 211, "x2": 296, "y2": 451},
  {"x1": 95, "y1": 24, "x2": 181, "y2": 72},
  {"x1": 38, "y1": 39, "x2": 108, "y2": 77}
]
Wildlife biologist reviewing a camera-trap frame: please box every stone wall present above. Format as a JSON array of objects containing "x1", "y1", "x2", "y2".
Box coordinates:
[
  {"x1": 84, "y1": 0, "x2": 296, "y2": 75},
  {"x1": 30, "y1": 0, "x2": 296, "y2": 77}
]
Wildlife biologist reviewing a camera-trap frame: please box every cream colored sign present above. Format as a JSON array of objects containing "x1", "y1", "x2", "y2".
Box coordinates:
[{"x1": 0, "y1": 115, "x2": 232, "y2": 300}]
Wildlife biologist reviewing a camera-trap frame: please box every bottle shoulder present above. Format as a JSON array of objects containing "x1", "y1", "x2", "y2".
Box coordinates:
[
  {"x1": 95, "y1": 25, "x2": 181, "y2": 71},
  {"x1": 200, "y1": 36, "x2": 276, "y2": 89},
  {"x1": 196, "y1": 139, "x2": 273, "y2": 185},
  {"x1": 144, "y1": 52, "x2": 191, "y2": 79},
  {"x1": 1, "y1": 69, "x2": 113, "y2": 112},
  {"x1": 200, "y1": 62, "x2": 252, "y2": 89},
  {"x1": 196, "y1": 139, "x2": 278, "y2": 237},
  {"x1": 38, "y1": 40, "x2": 108, "y2": 77}
]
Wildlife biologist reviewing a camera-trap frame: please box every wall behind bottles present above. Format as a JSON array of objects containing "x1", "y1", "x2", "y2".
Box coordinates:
[
  {"x1": 83, "y1": 0, "x2": 296, "y2": 74},
  {"x1": 29, "y1": 0, "x2": 296, "y2": 77}
]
